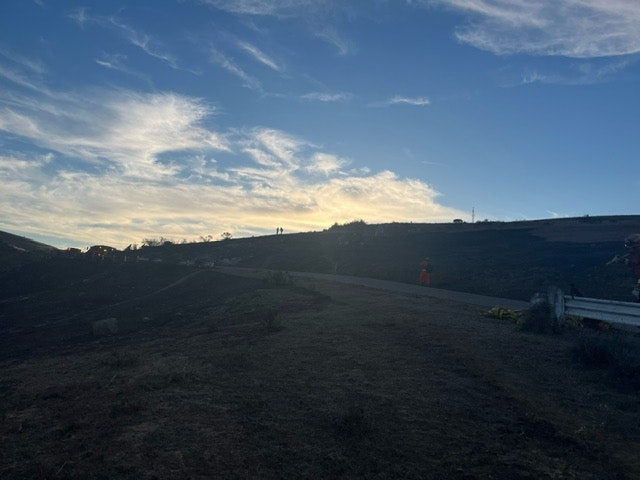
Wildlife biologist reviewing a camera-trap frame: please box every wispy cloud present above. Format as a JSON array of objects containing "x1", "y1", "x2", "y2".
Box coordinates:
[
  {"x1": 516, "y1": 56, "x2": 637, "y2": 85},
  {"x1": 0, "y1": 63, "x2": 48, "y2": 95},
  {"x1": 200, "y1": 0, "x2": 319, "y2": 18},
  {"x1": 68, "y1": 9, "x2": 189, "y2": 71},
  {"x1": 301, "y1": 91, "x2": 352, "y2": 102},
  {"x1": 68, "y1": 7, "x2": 88, "y2": 28},
  {"x1": 95, "y1": 52, "x2": 153, "y2": 85},
  {"x1": 209, "y1": 48, "x2": 263, "y2": 91},
  {"x1": 314, "y1": 27, "x2": 356, "y2": 56},
  {"x1": 203, "y1": 1, "x2": 357, "y2": 57},
  {"x1": 370, "y1": 95, "x2": 431, "y2": 107},
  {"x1": 237, "y1": 41, "x2": 283, "y2": 71},
  {"x1": 108, "y1": 17, "x2": 181, "y2": 69},
  {"x1": 423, "y1": 0, "x2": 640, "y2": 58},
  {"x1": 0, "y1": 45, "x2": 47, "y2": 75},
  {"x1": 389, "y1": 95, "x2": 430, "y2": 106}
]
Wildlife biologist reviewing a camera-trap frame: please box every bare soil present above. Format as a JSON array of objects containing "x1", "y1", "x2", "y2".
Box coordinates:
[{"x1": 2, "y1": 270, "x2": 640, "y2": 479}]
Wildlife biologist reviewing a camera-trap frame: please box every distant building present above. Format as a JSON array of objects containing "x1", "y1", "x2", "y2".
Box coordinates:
[{"x1": 86, "y1": 245, "x2": 118, "y2": 260}]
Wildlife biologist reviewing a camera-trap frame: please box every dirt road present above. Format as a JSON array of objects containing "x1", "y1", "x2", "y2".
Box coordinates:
[{"x1": 218, "y1": 266, "x2": 529, "y2": 310}]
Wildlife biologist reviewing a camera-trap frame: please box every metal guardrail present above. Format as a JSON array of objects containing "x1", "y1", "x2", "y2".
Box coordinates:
[{"x1": 548, "y1": 287, "x2": 640, "y2": 328}]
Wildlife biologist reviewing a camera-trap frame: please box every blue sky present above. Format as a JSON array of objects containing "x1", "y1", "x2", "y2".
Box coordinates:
[{"x1": 1, "y1": 0, "x2": 639, "y2": 248}]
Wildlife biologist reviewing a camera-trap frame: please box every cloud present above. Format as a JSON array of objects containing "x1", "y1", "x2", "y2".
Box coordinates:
[
  {"x1": 200, "y1": 0, "x2": 320, "y2": 18},
  {"x1": 306, "y1": 152, "x2": 346, "y2": 175},
  {"x1": 0, "y1": 85, "x2": 229, "y2": 179},
  {"x1": 0, "y1": 48, "x2": 50, "y2": 97},
  {"x1": 209, "y1": 48, "x2": 263, "y2": 91},
  {"x1": 515, "y1": 56, "x2": 637, "y2": 85},
  {"x1": 237, "y1": 41, "x2": 283, "y2": 71},
  {"x1": 0, "y1": 155, "x2": 464, "y2": 248},
  {"x1": 108, "y1": 17, "x2": 182, "y2": 69},
  {"x1": 370, "y1": 95, "x2": 431, "y2": 107},
  {"x1": 0, "y1": 85, "x2": 465, "y2": 247},
  {"x1": 0, "y1": 45, "x2": 47, "y2": 75},
  {"x1": 389, "y1": 95, "x2": 431, "y2": 106},
  {"x1": 68, "y1": 9, "x2": 188, "y2": 71},
  {"x1": 68, "y1": 7, "x2": 88, "y2": 28},
  {"x1": 425, "y1": 0, "x2": 640, "y2": 58},
  {"x1": 314, "y1": 27, "x2": 357, "y2": 56},
  {"x1": 301, "y1": 92, "x2": 352, "y2": 102},
  {"x1": 95, "y1": 52, "x2": 153, "y2": 84}
]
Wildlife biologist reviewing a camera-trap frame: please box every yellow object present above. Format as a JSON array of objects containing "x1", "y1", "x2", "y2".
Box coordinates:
[{"x1": 480, "y1": 307, "x2": 524, "y2": 321}]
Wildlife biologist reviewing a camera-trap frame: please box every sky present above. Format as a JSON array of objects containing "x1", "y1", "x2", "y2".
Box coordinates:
[{"x1": 1, "y1": 1, "x2": 639, "y2": 249}]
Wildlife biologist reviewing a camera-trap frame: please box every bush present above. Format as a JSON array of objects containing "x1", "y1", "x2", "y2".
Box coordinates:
[
  {"x1": 574, "y1": 333, "x2": 640, "y2": 389},
  {"x1": 263, "y1": 270, "x2": 293, "y2": 286},
  {"x1": 518, "y1": 301, "x2": 560, "y2": 334},
  {"x1": 260, "y1": 308, "x2": 281, "y2": 332},
  {"x1": 99, "y1": 350, "x2": 139, "y2": 369}
]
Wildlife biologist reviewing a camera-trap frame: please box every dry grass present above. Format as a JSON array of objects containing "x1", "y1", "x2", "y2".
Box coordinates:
[{"x1": 2, "y1": 277, "x2": 640, "y2": 479}]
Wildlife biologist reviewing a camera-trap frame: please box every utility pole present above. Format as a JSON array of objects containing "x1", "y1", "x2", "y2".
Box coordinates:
[{"x1": 472, "y1": 207, "x2": 475, "y2": 224}]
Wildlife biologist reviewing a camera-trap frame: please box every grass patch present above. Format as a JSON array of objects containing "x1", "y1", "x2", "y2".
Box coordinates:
[
  {"x1": 109, "y1": 397, "x2": 147, "y2": 417},
  {"x1": 99, "y1": 350, "x2": 140, "y2": 369},
  {"x1": 262, "y1": 270, "x2": 294, "y2": 286},
  {"x1": 332, "y1": 403, "x2": 372, "y2": 441},
  {"x1": 260, "y1": 308, "x2": 281, "y2": 332},
  {"x1": 574, "y1": 333, "x2": 640, "y2": 390}
]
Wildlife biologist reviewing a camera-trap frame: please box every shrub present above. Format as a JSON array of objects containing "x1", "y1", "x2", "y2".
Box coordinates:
[
  {"x1": 518, "y1": 301, "x2": 560, "y2": 334},
  {"x1": 100, "y1": 350, "x2": 139, "y2": 369},
  {"x1": 260, "y1": 308, "x2": 281, "y2": 332},
  {"x1": 574, "y1": 333, "x2": 640, "y2": 389},
  {"x1": 263, "y1": 270, "x2": 293, "y2": 286}
]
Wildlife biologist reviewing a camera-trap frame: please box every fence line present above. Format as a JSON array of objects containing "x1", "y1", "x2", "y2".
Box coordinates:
[{"x1": 547, "y1": 286, "x2": 640, "y2": 328}]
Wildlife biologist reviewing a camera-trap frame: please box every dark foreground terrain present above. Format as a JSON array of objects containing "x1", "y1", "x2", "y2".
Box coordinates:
[
  {"x1": 1, "y1": 216, "x2": 640, "y2": 478},
  {"x1": 1, "y1": 260, "x2": 640, "y2": 479}
]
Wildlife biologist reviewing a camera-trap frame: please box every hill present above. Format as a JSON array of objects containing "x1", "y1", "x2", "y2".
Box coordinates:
[
  {"x1": 2, "y1": 217, "x2": 640, "y2": 478},
  {"x1": 0, "y1": 230, "x2": 59, "y2": 270},
  {"x1": 0, "y1": 230, "x2": 59, "y2": 254},
  {"x1": 145, "y1": 215, "x2": 640, "y2": 302},
  {"x1": 2, "y1": 215, "x2": 639, "y2": 302}
]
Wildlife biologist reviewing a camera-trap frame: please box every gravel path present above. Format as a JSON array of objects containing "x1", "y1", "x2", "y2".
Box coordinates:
[{"x1": 217, "y1": 266, "x2": 529, "y2": 310}]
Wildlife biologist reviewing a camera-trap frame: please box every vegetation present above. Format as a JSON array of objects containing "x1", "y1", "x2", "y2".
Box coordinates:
[
  {"x1": 328, "y1": 219, "x2": 368, "y2": 232},
  {"x1": 262, "y1": 269, "x2": 294, "y2": 286},
  {"x1": 3, "y1": 276, "x2": 640, "y2": 478},
  {"x1": 3, "y1": 216, "x2": 640, "y2": 477},
  {"x1": 574, "y1": 333, "x2": 640, "y2": 390},
  {"x1": 517, "y1": 301, "x2": 561, "y2": 334}
]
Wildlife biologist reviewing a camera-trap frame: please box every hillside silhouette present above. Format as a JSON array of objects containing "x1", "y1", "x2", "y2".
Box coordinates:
[
  {"x1": 2, "y1": 215, "x2": 640, "y2": 303},
  {"x1": 3, "y1": 216, "x2": 640, "y2": 479},
  {"x1": 135, "y1": 215, "x2": 640, "y2": 302}
]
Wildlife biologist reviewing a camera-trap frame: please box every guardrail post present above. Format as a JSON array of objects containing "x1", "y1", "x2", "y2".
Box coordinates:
[{"x1": 547, "y1": 286, "x2": 565, "y2": 325}]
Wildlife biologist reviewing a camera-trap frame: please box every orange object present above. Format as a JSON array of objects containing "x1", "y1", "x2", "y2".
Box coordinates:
[{"x1": 419, "y1": 269, "x2": 430, "y2": 286}]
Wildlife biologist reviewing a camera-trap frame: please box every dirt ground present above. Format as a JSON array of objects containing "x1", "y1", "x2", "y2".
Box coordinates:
[{"x1": 2, "y1": 271, "x2": 639, "y2": 479}]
